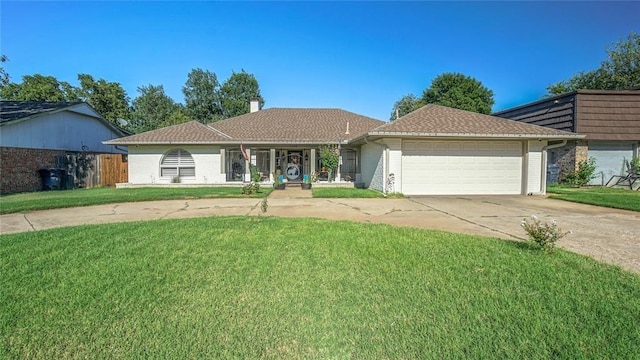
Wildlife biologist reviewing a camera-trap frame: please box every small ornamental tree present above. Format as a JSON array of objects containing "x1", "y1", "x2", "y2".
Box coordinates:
[{"x1": 319, "y1": 144, "x2": 340, "y2": 182}]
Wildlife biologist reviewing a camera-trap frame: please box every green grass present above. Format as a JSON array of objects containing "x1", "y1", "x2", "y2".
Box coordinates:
[
  {"x1": 313, "y1": 187, "x2": 403, "y2": 198},
  {"x1": 2, "y1": 217, "x2": 639, "y2": 359},
  {"x1": 0, "y1": 186, "x2": 272, "y2": 215},
  {"x1": 547, "y1": 185, "x2": 640, "y2": 212}
]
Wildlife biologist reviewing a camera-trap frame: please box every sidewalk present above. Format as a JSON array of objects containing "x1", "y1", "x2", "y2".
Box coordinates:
[{"x1": 267, "y1": 185, "x2": 313, "y2": 199}]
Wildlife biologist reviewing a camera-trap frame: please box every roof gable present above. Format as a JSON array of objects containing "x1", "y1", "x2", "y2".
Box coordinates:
[
  {"x1": 104, "y1": 120, "x2": 232, "y2": 145},
  {"x1": 371, "y1": 104, "x2": 581, "y2": 138},
  {"x1": 0, "y1": 101, "x2": 83, "y2": 123},
  {"x1": 1, "y1": 101, "x2": 128, "y2": 137}
]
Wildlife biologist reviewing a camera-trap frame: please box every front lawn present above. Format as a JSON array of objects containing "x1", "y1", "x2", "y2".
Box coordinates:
[
  {"x1": 0, "y1": 186, "x2": 271, "y2": 215},
  {"x1": 2, "y1": 217, "x2": 638, "y2": 358},
  {"x1": 313, "y1": 187, "x2": 403, "y2": 198},
  {"x1": 547, "y1": 185, "x2": 640, "y2": 212}
]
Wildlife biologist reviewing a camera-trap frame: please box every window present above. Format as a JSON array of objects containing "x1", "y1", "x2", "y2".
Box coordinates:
[
  {"x1": 226, "y1": 149, "x2": 245, "y2": 181},
  {"x1": 160, "y1": 149, "x2": 195, "y2": 178},
  {"x1": 254, "y1": 150, "x2": 271, "y2": 181}
]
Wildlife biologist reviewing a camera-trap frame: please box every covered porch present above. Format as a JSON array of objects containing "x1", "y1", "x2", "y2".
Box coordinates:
[{"x1": 222, "y1": 146, "x2": 359, "y2": 184}]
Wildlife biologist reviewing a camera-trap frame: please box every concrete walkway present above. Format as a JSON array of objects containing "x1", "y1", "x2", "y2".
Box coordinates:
[{"x1": 1, "y1": 193, "x2": 638, "y2": 273}]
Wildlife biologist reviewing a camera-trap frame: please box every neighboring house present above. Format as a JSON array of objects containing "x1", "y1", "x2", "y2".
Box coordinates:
[
  {"x1": 105, "y1": 101, "x2": 581, "y2": 195},
  {"x1": 0, "y1": 101, "x2": 127, "y2": 194},
  {"x1": 493, "y1": 89, "x2": 640, "y2": 185}
]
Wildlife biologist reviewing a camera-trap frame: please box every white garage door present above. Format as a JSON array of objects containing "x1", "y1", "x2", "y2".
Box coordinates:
[
  {"x1": 402, "y1": 140, "x2": 523, "y2": 195},
  {"x1": 588, "y1": 141, "x2": 635, "y2": 185}
]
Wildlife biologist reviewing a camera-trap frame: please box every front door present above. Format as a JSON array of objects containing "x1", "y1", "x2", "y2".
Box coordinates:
[{"x1": 285, "y1": 151, "x2": 303, "y2": 182}]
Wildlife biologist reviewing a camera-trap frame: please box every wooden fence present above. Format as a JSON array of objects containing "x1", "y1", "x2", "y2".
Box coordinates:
[{"x1": 99, "y1": 154, "x2": 128, "y2": 187}]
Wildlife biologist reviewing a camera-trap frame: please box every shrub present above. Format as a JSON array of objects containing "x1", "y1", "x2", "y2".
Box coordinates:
[
  {"x1": 319, "y1": 144, "x2": 340, "y2": 182},
  {"x1": 562, "y1": 158, "x2": 597, "y2": 186},
  {"x1": 521, "y1": 215, "x2": 571, "y2": 253},
  {"x1": 241, "y1": 182, "x2": 260, "y2": 195}
]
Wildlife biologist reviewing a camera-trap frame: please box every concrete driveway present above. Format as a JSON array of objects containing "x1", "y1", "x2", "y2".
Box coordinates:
[{"x1": 1, "y1": 193, "x2": 638, "y2": 273}]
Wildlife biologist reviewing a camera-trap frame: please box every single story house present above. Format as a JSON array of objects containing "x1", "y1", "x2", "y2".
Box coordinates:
[
  {"x1": 0, "y1": 101, "x2": 127, "y2": 194},
  {"x1": 493, "y1": 89, "x2": 640, "y2": 185},
  {"x1": 104, "y1": 101, "x2": 582, "y2": 195}
]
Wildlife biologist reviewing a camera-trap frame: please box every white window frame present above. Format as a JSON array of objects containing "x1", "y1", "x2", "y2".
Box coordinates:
[{"x1": 160, "y1": 148, "x2": 195, "y2": 179}]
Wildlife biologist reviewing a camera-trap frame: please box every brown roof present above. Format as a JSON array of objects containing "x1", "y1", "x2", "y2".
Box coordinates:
[
  {"x1": 104, "y1": 120, "x2": 231, "y2": 145},
  {"x1": 370, "y1": 104, "x2": 583, "y2": 139},
  {"x1": 210, "y1": 108, "x2": 385, "y2": 143}
]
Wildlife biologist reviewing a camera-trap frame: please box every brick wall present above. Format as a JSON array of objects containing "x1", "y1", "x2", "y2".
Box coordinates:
[
  {"x1": 574, "y1": 140, "x2": 589, "y2": 168},
  {"x1": 548, "y1": 141, "x2": 577, "y2": 182},
  {"x1": 0, "y1": 147, "x2": 67, "y2": 194}
]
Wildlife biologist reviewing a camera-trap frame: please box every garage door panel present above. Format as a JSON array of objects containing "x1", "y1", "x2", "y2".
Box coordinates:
[{"x1": 402, "y1": 140, "x2": 523, "y2": 195}]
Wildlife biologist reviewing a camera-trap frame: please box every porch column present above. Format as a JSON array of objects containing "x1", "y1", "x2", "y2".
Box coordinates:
[
  {"x1": 244, "y1": 148, "x2": 251, "y2": 182},
  {"x1": 336, "y1": 153, "x2": 342, "y2": 182},
  {"x1": 310, "y1": 148, "x2": 316, "y2": 174},
  {"x1": 270, "y1": 148, "x2": 276, "y2": 181}
]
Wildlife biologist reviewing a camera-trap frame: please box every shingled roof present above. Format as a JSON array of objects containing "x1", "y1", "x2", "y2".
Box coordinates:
[
  {"x1": 369, "y1": 104, "x2": 583, "y2": 139},
  {"x1": 105, "y1": 108, "x2": 386, "y2": 145},
  {"x1": 211, "y1": 108, "x2": 384, "y2": 143},
  {"x1": 104, "y1": 121, "x2": 232, "y2": 145},
  {"x1": 0, "y1": 101, "x2": 82, "y2": 123}
]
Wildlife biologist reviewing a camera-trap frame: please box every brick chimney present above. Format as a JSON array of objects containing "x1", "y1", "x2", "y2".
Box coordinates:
[{"x1": 250, "y1": 98, "x2": 260, "y2": 113}]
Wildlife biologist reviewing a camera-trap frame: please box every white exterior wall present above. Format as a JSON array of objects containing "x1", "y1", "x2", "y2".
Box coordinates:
[
  {"x1": 0, "y1": 111, "x2": 124, "y2": 153},
  {"x1": 128, "y1": 145, "x2": 224, "y2": 184},
  {"x1": 526, "y1": 140, "x2": 546, "y2": 194},
  {"x1": 360, "y1": 142, "x2": 384, "y2": 191},
  {"x1": 385, "y1": 138, "x2": 402, "y2": 193}
]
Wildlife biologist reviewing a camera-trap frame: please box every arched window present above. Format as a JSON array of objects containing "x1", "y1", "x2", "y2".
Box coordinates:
[{"x1": 160, "y1": 148, "x2": 195, "y2": 177}]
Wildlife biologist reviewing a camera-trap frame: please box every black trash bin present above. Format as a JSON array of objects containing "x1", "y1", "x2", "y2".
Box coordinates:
[{"x1": 38, "y1": 168, "x2": 66, "y2": 190}]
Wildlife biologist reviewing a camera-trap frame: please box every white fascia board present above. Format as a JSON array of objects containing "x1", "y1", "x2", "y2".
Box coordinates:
[{"x1": 366, "y1": 131, "x2": 585, "y2": 140}]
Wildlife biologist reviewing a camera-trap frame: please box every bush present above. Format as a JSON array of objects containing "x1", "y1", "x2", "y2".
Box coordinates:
[
  {"x1": 521, "y1": 215, "x2": 571, "y2": 253},
  {"x1": 562, "y1": 158, "x2": 597, "y2": 186},
  {"x1": 241, "y1": 182, "x2": 260, "y2": 195}
]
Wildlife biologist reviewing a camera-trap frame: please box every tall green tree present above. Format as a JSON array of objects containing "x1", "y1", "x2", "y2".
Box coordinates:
[
  {"x1": 0, "y1": 55, "x2": 10, "y2": 87},
  {"x1": 183, "y1": 68, "x2": 223, "y2": 123},
  {"x1": 0, "y1": 74, "x2": 78, "y2": 102},
  {"x1": 421, "y1": 72, "x2": 495, "y2": 114},
  {"x1": 76, "y1": 74, "x2": 131, "y2": 125},
  {"x1": 219, "y1": 70, "x2": 264, "y2": 118},
  {"x1": 547, "y1": 32, "x2": 640, "y2": 95},
  {"x1": 390, "y1": 94, "x2": 422, "y2": 120},
  {"x1": 157, "y1": 105, "x2": 191, "y2": 129},
  {"x1": 130, "y1": 84, "x2": 181, "y2": 133}
]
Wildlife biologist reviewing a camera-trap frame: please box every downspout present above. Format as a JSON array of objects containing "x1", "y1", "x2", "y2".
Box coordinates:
[
  {"x1": 364, "y1": 136, "x2": 389, "y2": 194},
  {"x1": 540, "y1": 140, "x2": 567, "y2": 194}
]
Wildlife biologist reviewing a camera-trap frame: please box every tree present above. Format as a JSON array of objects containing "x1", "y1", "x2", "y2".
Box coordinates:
[
  {"x1": 76, "y1": 74, "x2": 131, "y2": 125},
  {"x1": 219, "y1": 70, "x2": 264, "y2": 118},
  {"x1": 421, "y1": 72, "x2": 495, "y2": 114},
  {"x1": 547, "y1": 32, "x2": 640, "y2": 95},
  {"x1": 130, "y1": 84, "x2": 181, "y2": 133},
  {"x1": 157, "y1": 103, "x2": 191, "y2": 129},
  {"x1": 0, "y1": 55, "x2": 9, "y2": 87},
  {"x1": 0, "y1": 74, "x2": 78, "y2": 102},
  {"x1": 183, "y1": 68, "x2": 223, "y2": 123},
  {"x1": 390, "y1": 94, "x2": 422, "y2": 120}
]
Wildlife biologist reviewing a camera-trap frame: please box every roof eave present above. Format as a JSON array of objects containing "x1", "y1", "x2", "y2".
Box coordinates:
[
  {"x1": 366, "y1": 131, "x2": 585, "y2": 139},
  {"x1": 103, "y1": 139, "x2": 354, "y2": 146}
]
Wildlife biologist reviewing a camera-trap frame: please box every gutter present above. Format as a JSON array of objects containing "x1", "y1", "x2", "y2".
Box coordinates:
[
  {"x1": 367, "y1": 131, "x2": 584, "y2": 139},
  {"x1": 539, "y1": 140, "x2": 568, "y2": 194}
]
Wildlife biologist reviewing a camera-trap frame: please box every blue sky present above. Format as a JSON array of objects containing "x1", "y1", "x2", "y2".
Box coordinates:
[{"x1": 1, "y1": 1, "x2": 638, "y2": 121}]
